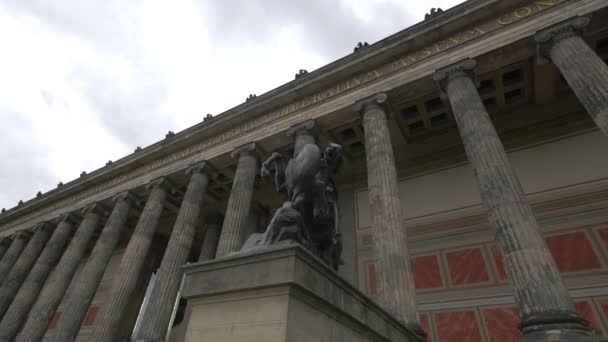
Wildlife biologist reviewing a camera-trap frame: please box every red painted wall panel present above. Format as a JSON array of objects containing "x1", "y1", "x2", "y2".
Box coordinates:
[
  {"x1": 482, "y1": 306, "x2": 521, "y2": 342},
  {"x1": 435, "y1": 310, "x2": 483, "y2": 342},
  {"x1": 446, "y1": 248, "x2": 490, "y2": 285},
  {"x1": 413, "y1": 255, "x2": 443, "y2": 289},
  {"x1": 545, "y1": 232, "x2": 601, "y2": 273}
]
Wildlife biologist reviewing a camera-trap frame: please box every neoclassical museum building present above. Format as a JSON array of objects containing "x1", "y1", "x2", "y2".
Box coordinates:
[{"x1": 0, "y1": 0, "x2": 607, "y2": 341}]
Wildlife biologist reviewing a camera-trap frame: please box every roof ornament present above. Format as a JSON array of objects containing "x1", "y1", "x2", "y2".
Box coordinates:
[
  {"x1": 246, "y1": 94, "x2": 257, "y2": 102},
  {"x1": 353, "y1": 42, "x2": 369, "y2": 52},
  {"x1": 57, "y1": 182, "x2": 63, "y2": 187},
  {"x1": 425, "y1": 7, "x2": 444, "y2": 20},
  {"x1": 204, "y1": 114, "x2": 213, "y2": 121},
  {"x1": 135, "y1": 146, "x2": 142, "y2": 152},
  {"x1": 295, "y1": 69, "x2": 308, "y2": 79},
  {"x1": 106, "y1": 160, "x2": 113, "y2": 166},
  {"x1": 18, "y1": 200, "x2": 23, "y2": 206},
  {"x1": 1, "y1": 208, "x2": 5, "y2": 213},
  {"x1": 36, "y1": 191, "x2": 42, "y2": 197},
  {"x1": 165, "y1": 131, "x2": 175, "y2": 139},
  {"x1": 80, "y1": 171, "x2": 87, "y2": 177}
]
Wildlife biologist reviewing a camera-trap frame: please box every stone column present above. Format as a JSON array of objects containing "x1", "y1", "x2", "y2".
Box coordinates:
[
  {"x1": 199, "y1": 215, "x2": 223, "y2": 261},
  {"x1": 353, "y1": 94, "x2": 424, "y2": 339},
  {"x1": 87, "y1": 180, "x2": 168, "y2": 342},
  {"x1": 132, "y1": 163, "x2": 210, "y2": 342},
  {"x1": 0, "y1": 215, "x2": 77, "y2": 341},
  {"x1": 287, "y1": 119, "x2": 318, "y2": 156},
  {"x1": 535, "y1": 17, "x2": 608, "y2": 136},
  {"x1": 216, "y1": 143, "x2": 260, "y2": 257},
  {"x1": 0, "y1": 223, "x2": 53, "y2": 320},
  {"x1": 434, "y1": 59, "x2": 590, "y2": 341},
  {"x1": 0, "y1": 231, "x2": 31, "y2": 285},
  {"x1": 0, "y1": 238, "x2": 12, "y2": 261},
  {"x1": 15, "y1": 204, "x2": 104, "y2": 342},
  {"x1": 51, "y1": 192, "x2": 133, "y2": 342}
]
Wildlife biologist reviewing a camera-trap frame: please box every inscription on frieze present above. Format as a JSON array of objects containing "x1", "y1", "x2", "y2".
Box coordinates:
[{"x1": 0, "y1": 0, "x2": 563, "y2": 231}]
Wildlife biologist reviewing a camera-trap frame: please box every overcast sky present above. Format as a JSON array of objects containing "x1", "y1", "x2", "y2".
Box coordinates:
[{"x1": 0, "y1": 0, "x2": 463, "y2": 211}]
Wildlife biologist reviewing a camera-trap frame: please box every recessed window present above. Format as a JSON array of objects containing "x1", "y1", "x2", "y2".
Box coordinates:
[
  {"x1": 478, "y1": 79, "x2": 495, "y2": 94},
  {"x1": 340, "y1": 128, "x2": 356, "y2": 140},
  {"x1": 425, "y1": 97, "x2": 443, "y2": 112},
  {"x1": 596, "y1": 37, "x2": 608, "y2": 53},
  {"x1": 408, "y1": 120, "x2": 425, "y2": 134},
  {"x1": 216, "y1": 173, "x2": 228, "y2": 182},
  {"x1": 502, "y1": 69, "x2": 523, "y2": 86},
  {"x1": 400, "y1": 106, "x2": 419, "y2": 119},
  {"x1": 504, "y1": 88, "x2": 524, "y2": 104},
  {"x1": 483, "y1": 97, "x2": 497, "y2": 110},
  {"x1": 349, "y1": 141, "x2": 364, "y2": 153},
  {"x1": 430, "y1": 113, "x2": 449, "y2": 127}
]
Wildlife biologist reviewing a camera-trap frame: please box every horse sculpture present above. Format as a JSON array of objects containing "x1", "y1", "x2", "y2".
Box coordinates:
[{"x1": 240, "y1": 143, "x2": 343, "y2": 270}]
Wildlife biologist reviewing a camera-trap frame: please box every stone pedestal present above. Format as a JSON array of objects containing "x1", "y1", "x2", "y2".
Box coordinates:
[{"x1": 181, "y1": 245, "x2": 422, "y2": 342}]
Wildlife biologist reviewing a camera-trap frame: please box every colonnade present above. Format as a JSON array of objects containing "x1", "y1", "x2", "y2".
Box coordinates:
[{"x1": 0, "y1": 16, "x2": 604, "y2": 342}]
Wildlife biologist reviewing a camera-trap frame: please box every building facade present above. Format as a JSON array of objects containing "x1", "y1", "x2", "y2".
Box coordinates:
[{"x1": 0, "y1": 0, "x2": 607, "y2": 341}]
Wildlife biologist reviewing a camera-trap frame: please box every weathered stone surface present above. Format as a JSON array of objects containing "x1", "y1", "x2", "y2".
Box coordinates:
[
  {"x1": 216, "y1": 143, "x2": 261, "y2": 257},
  {"x1": 15, "y1": 205, "x2": 103, "y2": 342},
  {"x1": 0, "y1": 231, "x2": 31, "y2": 285},
  {"x1": 354, "y1": 93, "x2": 423, "y2": 337},
  {"x1": 51, "y1": 193, "x2": 132, "y2": 342},
  {"x1": 535, "y1": 16, "x2": 608, "y2": 136},
  {"x1": 133, "y1": 165, "x2": 209, "y2": 342},
  {"x1": 88, "y1": 180, "x2": 168, "y2": 342},
  {"x1": 0, "y1": 216, "x2": 76, "y2": 341},
  {"x1": 0, "y1": 223, "x2": 53, "y2": 320},
  {"x1": 181, "y1": 245, "x2": 423, "y2": 342},
  {"x1": 434, "y1": 58, "x2": 591, "y2": 341}
]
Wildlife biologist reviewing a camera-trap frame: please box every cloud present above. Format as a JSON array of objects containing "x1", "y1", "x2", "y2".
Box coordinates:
[
  {"x1": 0, "y1": 107, "x2": 56, "y2": 210},
  {"x1": 197, "y1": 0, "x2": 416, "y2": 60}
]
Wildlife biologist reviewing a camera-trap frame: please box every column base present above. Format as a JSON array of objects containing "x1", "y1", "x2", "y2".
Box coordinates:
[
  {"x1": 181, "y1": 244, "x2": 424, "y2": 342},
  {"x1": 521, "y1": 311, "x2": 593, "y2": 342}
]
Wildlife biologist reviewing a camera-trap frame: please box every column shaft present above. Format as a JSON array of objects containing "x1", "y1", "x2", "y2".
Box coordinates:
[
  {"x1": 90, "y1": 183, "x2": 167, "y2": 342},
  {"x1": 0, "y1": 224, "x2": 52, "y2": 320},
  {"x1": 16, "y1": 207, "x2": 102, "y2": 342},
  {"x1": 216, "y1": 145, "x2": 259, "y2": 257},
  {"x1": 133, "y1": 169, "x2": 209, "y2": 342},
  {"x1": 51, "y1": 195, "x2": 132, "y2": 342},
  {"x1": 0, "y1": 239, "x2": 12, "y2": 262},
  {"x1": 0, "y1": 218, "x2": 75, "y2": 341},
  {"x1": 434, "y1": 59, "x2": 589, "y2": 340},
  {"x1": 536, "y1": 17, "x2": 608, "y2": 135},
  {"x1": 199, "y1": 221, "x2": 221, "y2": 261},
  {"x1": 355, "y1": 94, "x2": 420, "y2": 332},
  {"x1": 0, "y1": 232, "x2": 31, "y2": 285}
]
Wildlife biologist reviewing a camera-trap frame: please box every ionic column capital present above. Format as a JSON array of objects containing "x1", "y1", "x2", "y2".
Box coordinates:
[
  {"x1": 58, "y1": 212, "x2": 80, "y2": 226},
  {"x1": 352, "y1": 93, "x2": 389, "y2": 117},
  {"x1": 185, "y1": 161, "x2": 210, "y2": 177},
  {"x1": 535, "y1": 16, "x2": 590, "y2": 62},
  {"x1": 13, "y1": 230, "x2": 32, "y2": 241},
  {"x1": 32, "y1": 221, "x2": 53, "y2": 234},
  {"x1": 145, "y1": 177, "x2": 176, "y2": 193},
  {"x1": 433, "y1": 58, "x2": 477, "y2": 95},
  {"x1": 81, "y1": 202, "x2": 108, "y2": 217},
  {"x1": 230, "y1": 142, "x2": 264, "y2": 161},
  {"x1": 286, "y1": 120, "x2": 318, "y2": 138},
  {"x1": 0, "y1": 237, "x2": 11, "y2": 249},
  {"x1": 112, "y1": 191, "x2": 137, "y2": 205}
]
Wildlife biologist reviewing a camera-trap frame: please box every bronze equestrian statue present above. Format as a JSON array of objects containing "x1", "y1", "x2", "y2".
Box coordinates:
[{"x1": 240, "y1": 142, "x2": 343, "y2": 270}]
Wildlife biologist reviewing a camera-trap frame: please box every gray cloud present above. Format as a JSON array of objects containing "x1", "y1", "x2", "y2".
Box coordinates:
[
  {"x1": 66, "y1": 64, "x2": 174, "y2": 148},
  {"x1": 198, "y1": 0, "x2": 417, "y2": 60},
  {"x1": 0, "y1": 107, "x2": 56, "y2": 209},
  {"x1": 2, "y1": 0, "x2": 142, "y2": 57}
]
